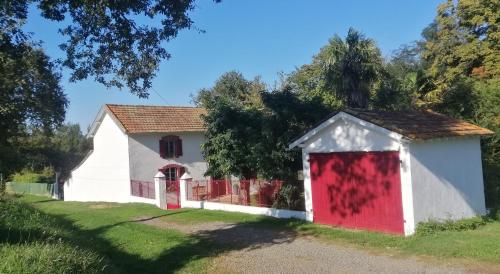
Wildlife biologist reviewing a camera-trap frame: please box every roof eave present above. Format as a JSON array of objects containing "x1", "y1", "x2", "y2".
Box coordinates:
[{"x1": 86, "y1": 105, "x2": 128, "y2": 138}]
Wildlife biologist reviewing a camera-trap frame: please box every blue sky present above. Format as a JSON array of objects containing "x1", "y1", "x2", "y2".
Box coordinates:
[{"x1": 24, "y1": 0, "x2": 442, "y2": 130}]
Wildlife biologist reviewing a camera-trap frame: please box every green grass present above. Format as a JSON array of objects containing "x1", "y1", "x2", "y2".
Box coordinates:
[
  {"x1": 1, "y1": 195, "x2": 221, "y2": 273},
  {"x1": 2, "y1": 195, "x2": 500, "y2": 273}
]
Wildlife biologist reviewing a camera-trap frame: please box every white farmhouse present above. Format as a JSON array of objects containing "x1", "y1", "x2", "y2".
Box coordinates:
[
  {"x1": 289, "y1": 109, "x2": 494, "y2": 235},
  {"x1": 64, "y1": 104, "x2": 207, "y2": 205}
]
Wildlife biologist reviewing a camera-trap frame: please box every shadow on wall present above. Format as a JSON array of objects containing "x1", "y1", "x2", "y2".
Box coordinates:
[{"x1": 310, "y1": 151, "x2": 400, "y2": 221}]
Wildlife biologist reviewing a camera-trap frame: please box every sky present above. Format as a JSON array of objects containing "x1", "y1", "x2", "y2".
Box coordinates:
[{"x1": 23, "y1": 0, "x2": 443, "y2": 130}]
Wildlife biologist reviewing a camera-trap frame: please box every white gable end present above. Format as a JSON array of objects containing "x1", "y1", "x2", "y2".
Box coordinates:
[
  {"x1": 64, "y1": 113, "x2": 132, "y2": 203},
  {"x1": 302, "y1": 116, "x2": 402, "y2": 154}
]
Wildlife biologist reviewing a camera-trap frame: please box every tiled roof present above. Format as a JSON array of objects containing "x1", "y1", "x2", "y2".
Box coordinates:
[
  {"x1": 344, "y1": 109, "x2": 494, "y2": 140},
  {"x1": 105, "y1": 104, "x2": 206, "y2": 133}
]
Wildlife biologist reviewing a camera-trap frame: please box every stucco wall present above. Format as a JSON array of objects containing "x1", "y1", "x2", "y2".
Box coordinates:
[
  {"x1": 64, "y1": 113, "x2": 133, "y2": 202},
  {"x1": 410, "y1": 137, "x2": 486, "y2": 224},
  {"x1": 303, "y1": 118, "x2": 401, "y2": 154},
  {"x1": 128, "y1": 132, "x2": 208, "y2": 182}
]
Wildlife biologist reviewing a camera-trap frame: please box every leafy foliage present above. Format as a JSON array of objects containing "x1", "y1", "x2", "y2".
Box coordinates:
[
  {"x1": 273, "y1": 181, "x2": 305, "y2": 211},
  {"x1": 422, "y1": 0, "x2": 499, "y2": 100},
  {"x1": 2, "y1": 124, "x2": 90, "y2": 180},
  {"x1": 1, "y1": 0, "x2": 220, "y2": 97},
  {"x1": 415, "y1": 217, "x2": 488, "y2": 236},
  {"x1": 11, "y1": 167, "x2": 55, "y2": 184},
  {"x1": 199, "y1": 71, "x2": 330, "y2": 180},
  {"x1": 197, "y1": 71, "x2": 265, "y2": 179},
  {"x1": 289, "y1": 28, "x2": 383, "y2": 108},
  {"x1": 0, "y1": 42, "x2": 68, "y2": 176}
]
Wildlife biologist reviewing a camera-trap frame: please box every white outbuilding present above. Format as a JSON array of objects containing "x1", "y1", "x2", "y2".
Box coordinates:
[{"x1": 289, "y1": 109, "x2": 493, "y2": 235}]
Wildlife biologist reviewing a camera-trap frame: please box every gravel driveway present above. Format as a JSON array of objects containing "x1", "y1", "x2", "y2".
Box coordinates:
[{"x1": 135, "y1": 216, "x2": 483, "y2": 274}]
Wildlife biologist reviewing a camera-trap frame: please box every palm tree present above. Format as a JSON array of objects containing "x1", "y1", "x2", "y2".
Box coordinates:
[{"x1": 317, "y1": 28, "x2": 383, "y2": 108}]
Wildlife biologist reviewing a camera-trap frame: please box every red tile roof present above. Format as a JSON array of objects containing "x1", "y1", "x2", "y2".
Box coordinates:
[
  {"x1": 344, "y1": 109, "x2": 494, "y2": 140},
  {"x1": 105, "y1": 104, "x2": 206, "y2": 133}
]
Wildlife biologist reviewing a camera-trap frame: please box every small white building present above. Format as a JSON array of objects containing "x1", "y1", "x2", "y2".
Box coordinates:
[
  {"x1": 289, "y1": 109, "x2": 493, "y2": 235},
  {"x1": 64, "y1": 104, "x2": 208, "y2": 205}
]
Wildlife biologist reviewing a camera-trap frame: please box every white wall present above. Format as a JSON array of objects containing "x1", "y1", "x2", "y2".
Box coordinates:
[
  {"x1": 410, "y1": 137, "x2": 486, "y2": 225},
  {"x1": 128, "y1": 132, "x2": 208, "y2": 182},
  {"x1": 300, "y1": 118, "x2": 403, "y2": 222},
  {"x1": 64, "y1": 113, "x2": 133, "y2": 203}
]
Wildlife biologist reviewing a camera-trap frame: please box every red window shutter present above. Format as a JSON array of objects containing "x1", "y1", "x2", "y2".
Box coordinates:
[
  {"x1": 175, "y1": 138, "x2": 183, "y2": 157},
  {"x1": 159, "y1": 139, "x2": 166, "y2": 158}
]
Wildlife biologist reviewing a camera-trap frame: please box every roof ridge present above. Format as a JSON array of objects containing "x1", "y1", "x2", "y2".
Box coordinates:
[{"x1": 105, "y1": 103, "x2": 204, "y2": 109}]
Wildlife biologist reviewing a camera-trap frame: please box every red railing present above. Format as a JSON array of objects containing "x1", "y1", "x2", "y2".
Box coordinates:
[
  {"x1": 130, "y1": 180, "x2": 155, "y2": 199},
  {"x1": 187, "y1": 179, "x2": 283, "y2": 208}
]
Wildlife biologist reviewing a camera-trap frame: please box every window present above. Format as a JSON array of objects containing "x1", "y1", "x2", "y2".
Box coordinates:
[
  {"x1": 159, "y1": 164, "x2": 186, "y2": 181},
  {"x1": 165, "y1": 140, "x2": 176, "y2": 158},
  {"x1": 165, "y1": 167, "x2": 177, "y2": 181},
  {"x1": 159, "y1": 136, "x2": 182, "y2": 158}
]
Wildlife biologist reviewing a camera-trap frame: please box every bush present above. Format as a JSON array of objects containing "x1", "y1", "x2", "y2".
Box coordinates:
[
  {"x1": 273, "y1": 181, "x2": 305, "y2": 211},
  {"x1": 487, "y1": 208, "x2": 500, "y2": 221},
  {"x1": 416, "y1": 217, "x2": 488, "y2": 236},
  {"x1": 11, "y1": 167, "x2": 54, "y2": 184}
]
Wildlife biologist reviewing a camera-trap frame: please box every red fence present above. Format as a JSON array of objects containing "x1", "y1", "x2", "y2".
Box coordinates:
[
  {"x1": 187, "y1": 179, "x2": 283, "y2": 208},
  {"x1": 130, "y1": 180, "x2": 155, "y2": 199}
]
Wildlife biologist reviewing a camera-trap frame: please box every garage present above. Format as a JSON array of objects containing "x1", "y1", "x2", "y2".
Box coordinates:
[
  {"x1": 289, "y1": 109, "x2": 493, "y2": 235},
  {"x1": 310, "y1": 151, "x2": 404, "y2": 234}
]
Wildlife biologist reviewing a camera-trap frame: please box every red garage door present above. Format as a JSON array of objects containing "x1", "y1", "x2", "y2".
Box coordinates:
[{"x1": 310, "y1": 151, "x2": 404, "y2": 234}]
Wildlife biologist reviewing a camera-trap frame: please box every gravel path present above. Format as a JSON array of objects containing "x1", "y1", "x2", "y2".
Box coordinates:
[
  {"x1": 134, "y1": 216, "x2": 484, "y2": 274},
  {"x1": 210, "y1": 236, "x2": 476, "y2": 274}
]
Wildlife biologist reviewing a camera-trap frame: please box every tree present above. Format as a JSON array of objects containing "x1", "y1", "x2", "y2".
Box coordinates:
[
  {"x1": 421, "y1": 0, "x2": 499, "y2": 105},
  {"x1": 1, "y1": 0, "x2": 220, "y2": 97},
  {"x1": 199, "y1": 72, "x2": 329, "y2": 180},
  {"x1": 419, "y1": 0, "x2": 500, "y2": 208},
  {"x1": 0, "y1": 40, "x2": 67, "y2": 175},
  {"x1": 257, "y1": 88, "x2": 330, "y2": 179},
  {"x1": 373, "y1": 43, "x2": 424, "y2": 110},
  {"x1": 15, "y1": 124, "x2": 91, "y2": 179},
  {"x1": 289, "y1": 28, "x2": 383, "y2": 109},
  {"x1": 196, "y1": 71, "x2": 266, "y2": 179},
  {"x1": 193, "y1": 71, "x2": 264, "y2": 109}
]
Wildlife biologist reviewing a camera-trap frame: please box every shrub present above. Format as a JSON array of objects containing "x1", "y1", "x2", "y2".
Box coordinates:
[
  {"x1": 416, "y1": 217, "x2": 488, "y2": 236},
  {"x1": 11, "y1": 167, "x2": 54, "y2": 184},
  {"x1": 487, "y1": 208, "x2": 500, "y2": 221},
  {"x1": 273, "y1": 182, "x2": 305, "y2": 211}
]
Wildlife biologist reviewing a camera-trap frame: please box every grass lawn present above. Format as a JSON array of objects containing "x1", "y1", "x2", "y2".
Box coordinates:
[{"x1": 2, "y1": 194, "x2": 500, "y2": 273}]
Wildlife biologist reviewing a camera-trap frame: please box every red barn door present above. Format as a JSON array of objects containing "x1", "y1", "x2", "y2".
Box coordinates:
[{"x1": 310, "y1": 151, "x2": 404, "y2": 234}]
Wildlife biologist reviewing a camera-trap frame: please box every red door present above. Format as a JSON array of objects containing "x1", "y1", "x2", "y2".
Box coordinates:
[
  {"x1": 165, "y1": 180, "x2": 180, "y2": 209},
  {"x1": 310, "y1": 151, "x2": 404, "y2": 234}
]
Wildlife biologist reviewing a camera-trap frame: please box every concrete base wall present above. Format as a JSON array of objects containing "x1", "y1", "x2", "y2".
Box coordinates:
[{"x1": 182, "y1": 200, "x2": 308, "y2": 220}]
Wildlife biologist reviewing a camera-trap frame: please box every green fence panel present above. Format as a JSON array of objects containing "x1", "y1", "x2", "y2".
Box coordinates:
[{"x1": 7, "y1": 182, "x2": 54, "y2": 197}]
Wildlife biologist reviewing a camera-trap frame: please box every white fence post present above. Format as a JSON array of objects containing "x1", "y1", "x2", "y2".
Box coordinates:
[
  {"x1": 179, "y1": 172, "x2": 192, "y2": 208},
  {"x1": 52, "y1": 172, "x2": 60, "y2": 199},
  {"x1": 154, "y1": 172, "x2": 166, "y2": 209}
]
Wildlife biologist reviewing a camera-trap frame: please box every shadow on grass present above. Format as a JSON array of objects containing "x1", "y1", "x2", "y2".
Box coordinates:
[{"x1": 2, "y1": 198, "x2": 302, "y2": 274}]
